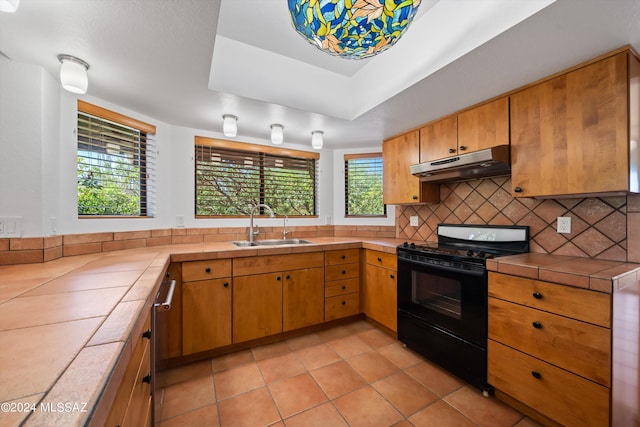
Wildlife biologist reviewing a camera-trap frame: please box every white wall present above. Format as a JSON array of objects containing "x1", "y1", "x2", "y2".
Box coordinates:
[{"x1": 0, "y1": 58, "x2": 393, "y2": 237}]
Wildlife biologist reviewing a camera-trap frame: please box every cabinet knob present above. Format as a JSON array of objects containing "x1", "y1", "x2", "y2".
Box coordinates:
[
  {"x1": 514, "y1": 187, "x2": 523, "y2": 193},
  {"x1": 448, "y1": 148, "x2": 456, "y2": 154},
  {"x1": 286, "y1": 275, "x2": 291, "y2": 280},
  {"x1": 342, "y1": 270, "x2": 346, "y2": 275},
  {"x1": 342, "y1": 301, "x2": 346, "y2": 305},
  {"x1": 142, "y1": 329, "x2": 152, "y2": 340},
  {"x1": 390, "y1": 274, "x2": 395, "y2": 279},
  {"x1": 223, "y1": 282, "x2": 229, "y2": 287},
  {"x1": 532, "y1": 321, "x2": 542, "y2": 329},
  {"x1": 166, "y1": 272, "x2": 170, "y2": 278},
  {"x1": 459, "y1": 145, "x2": 466, "y2": 151},
  {"x1": 205, "y1": 267, "x2": 211, "y2": 273},
  {"x1": 342, "y1": 255, "x2": 346, "y2": 259},
  {"x1": 276, "y1": 276, "x2": 281, "y2": 281},
  {"x1": 532, "y1": 292, "x2": 542, "y2": 299},
  {"x1": 531, "y1": 371, "x2": 542, "y2": 380},
  {"x1": 377, "y1": 257, "x2": 382, "y2": 262},
  {"x1": 412, "y1": 195, "x2": 418, "y2": 200},
  {"x1": 342, "y1": 285, "x2": 346, "y2": 290},
  {"x1": 142, "y1": 373, "x2": 152, "y2": 384}
]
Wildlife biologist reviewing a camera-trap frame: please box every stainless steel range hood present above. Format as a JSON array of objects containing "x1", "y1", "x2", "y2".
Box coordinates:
[{"x1": 410, "y1": 145, "x2": 511, "y2": 183}]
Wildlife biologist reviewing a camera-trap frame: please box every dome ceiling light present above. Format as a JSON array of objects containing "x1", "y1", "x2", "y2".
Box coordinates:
[
  {"x1": 270, "y1": 124, "x2": 284, "y2": 145},
  {"x1": 222, "y1": 114, "x2": 238, "y2": 137},
  {"x1": 287, "y1": 0, "x2": 422, "y2": 59},
  {"x1": 57, "y1": 54, "x2": 90, "y2": 94}
]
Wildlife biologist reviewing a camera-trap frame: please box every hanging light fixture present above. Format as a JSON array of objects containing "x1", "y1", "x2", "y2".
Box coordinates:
[
  {"x1": 222, "y1": 114, "x2": 238, "y2": 137},
  {"x1": 270, "y1": 124, "x2": 284, "y2": 145},
  {"x1": 287, "y1": 0, "x2": 422, "y2": 60},
  {"x1": 0, "y1": 0, "x2": 19, "y2": 12},
  {"x1": 311, "y1": 131, "x2": 323, "y2": 149},
  {"x1": 57, "y1": 54, "x2": 90, "y2": 94}
]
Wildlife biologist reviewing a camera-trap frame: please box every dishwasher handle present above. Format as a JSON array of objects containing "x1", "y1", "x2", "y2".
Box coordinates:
[{"x1": 154, "y1": 279, "x2": 176, "y2": 311}]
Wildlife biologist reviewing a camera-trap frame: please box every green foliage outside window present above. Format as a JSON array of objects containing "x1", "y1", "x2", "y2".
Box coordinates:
[{"x1": 345, "y1": 156, "x2": 386, "y2": 216}]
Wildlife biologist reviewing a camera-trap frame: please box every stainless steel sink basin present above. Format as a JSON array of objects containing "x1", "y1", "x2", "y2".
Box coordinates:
[{"x1": 232, "y1": 239, "x2": 312, "y2": 247}]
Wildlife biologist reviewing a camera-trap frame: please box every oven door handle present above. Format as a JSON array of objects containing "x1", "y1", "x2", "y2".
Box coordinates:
[
  {"x1": 154, "y1": 279, "x2": 176, "y2": 311},
  {"x1": 398, "y1": 259, "x2": 485, "y2": 277}
]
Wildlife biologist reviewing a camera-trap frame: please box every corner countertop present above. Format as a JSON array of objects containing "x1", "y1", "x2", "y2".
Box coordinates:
[{"x1": 0, "y1": 237, "x2": 403, "y2": 427}]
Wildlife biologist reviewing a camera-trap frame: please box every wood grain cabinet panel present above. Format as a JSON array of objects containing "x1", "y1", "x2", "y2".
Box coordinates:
[
  {"x1": 233, "y1": 272, "x2": 283, "y2": 343},
  {"x1": 457, "y1": 97, "x2": 509, "y2": 153},
  {"x1": 510, "y1": 51, "x2": 636, "y2": 197},
  {"x1": 283, "y1": 267, "x2": 325, "y2": 331},
  {"x1": 419, "y1": 115, "x2": 458, "y2": 161},
  {"x1": 182, "y1": 259, "x2": 231, "y2": 282},
  {"x1": 324, "y1": 249, "x2": 360, "y2": 321},
  {"x1": 363, "y1": 250, "x2": 397, "y2": 332},
  {"x1": 156, "y1": 263, "x2": 182, "y2": 365},
  {"x1": 325, "y1": 293, "x2": 360, "y2": 320}
]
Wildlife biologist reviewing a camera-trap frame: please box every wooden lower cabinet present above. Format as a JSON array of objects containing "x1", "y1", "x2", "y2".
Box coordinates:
[
  {"x1": 283, "y1": 267, "x2": 324, "y2": 331},
  {"x1": 182, "y1": 278, "x2": 232, "y2": 355},
  {"x1": 233, "y1": 272, "x2": 283, "y2": 343},
  {"x1": 363, "y1": 250, "x2": 397, "y2": 331},
  {"x1": 155, "y1": 263, "x2": 182, "y2": 365},
  {"x1": 324, "y1": 249, "x2": 360, "y2": 321}
]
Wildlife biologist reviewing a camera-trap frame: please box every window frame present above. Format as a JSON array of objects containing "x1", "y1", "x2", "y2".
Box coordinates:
[{"x1": 344, "y1": 152, "x2": 386, "y2": 218}]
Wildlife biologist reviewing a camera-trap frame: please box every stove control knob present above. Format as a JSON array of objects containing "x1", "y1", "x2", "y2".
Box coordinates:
[
  {"x1": 403, "y1": 242, "x2": 409, "y2": 248},
  {"x1": 410, "y1": 242, "x2": 416, "y2": 248},
  {"x1": 477, "y1": 252, "x2": 487, "y2": 259},
  {"x1": 466, "y1": 250, "x2": 474, "y2": 257}
]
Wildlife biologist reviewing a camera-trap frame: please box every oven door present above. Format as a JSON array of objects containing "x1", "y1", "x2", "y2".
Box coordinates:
[{"x1": 397, "y1": 255, "x2": 487, "y2": 347}]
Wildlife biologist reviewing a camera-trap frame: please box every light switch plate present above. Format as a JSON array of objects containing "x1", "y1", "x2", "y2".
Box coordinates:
[
  {"x1": 557, "y1": 216, "x2": 571, "y2": 233},
  {"x1": 410, "y1": 216, "x2": 419, "y2": 227}
]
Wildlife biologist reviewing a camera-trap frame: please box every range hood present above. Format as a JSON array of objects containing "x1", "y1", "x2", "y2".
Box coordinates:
[{"x1": 410, "y1": 145, "x2": 511, "y2": 183}]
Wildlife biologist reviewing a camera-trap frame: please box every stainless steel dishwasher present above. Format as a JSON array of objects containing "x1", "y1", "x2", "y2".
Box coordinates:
[{"x1": 151, "y1": 277, "x2": 176, "y2": 426}]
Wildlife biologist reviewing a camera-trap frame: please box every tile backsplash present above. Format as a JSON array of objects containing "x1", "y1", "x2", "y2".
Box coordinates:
[{"x1": 396, "y1": 177, "x2": 639, "y2": 263}]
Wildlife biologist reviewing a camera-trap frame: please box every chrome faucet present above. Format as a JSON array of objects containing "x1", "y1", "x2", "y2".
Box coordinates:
[
  {"x1": 249, "y1": 204, "x2": 275, "y2": 243},
  {"x1": 282, "y1": 214, "x2": 289, "y2": 240}
]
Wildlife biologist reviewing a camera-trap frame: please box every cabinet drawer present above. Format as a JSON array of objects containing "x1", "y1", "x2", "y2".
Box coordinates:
[
  {"x1": 325, "y1": 278, "x2": 359, "y2": 297},
  {"x1": 488, "y1": 340, "x2": 609, "y2": 427},
  {"x1": 183, "y1": 259, "x2": 231, "y2": 282},
  {"x1": 233, "y1": 252, "x2": 324, "y2": 276},
  {"x1": 325, "y1": 263, "x2": 359, "y2": 282},
  {"x1": 488, "y1": 272, "x2": 611, "y2": 327},
  {"x1": 325, "y1": 293, "x2": 360, "y2": 320},
  {"x1": 325, "y1": 249, "x2": 360, "y2": 266},
  {"x1": 489, "y1": 297, "x2": 610, "y2": 386},
  {"x1": 365, "y1": 250, "x2": 397, "y2": 270}
]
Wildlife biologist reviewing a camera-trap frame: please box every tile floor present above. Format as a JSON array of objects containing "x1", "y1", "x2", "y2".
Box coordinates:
[{"x1": 156, "y1": 320, "x2": 541, "y2": 427}]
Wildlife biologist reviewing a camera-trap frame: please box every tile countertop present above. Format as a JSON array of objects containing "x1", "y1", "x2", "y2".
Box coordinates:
[
  {"x1": 0, "y1": 237, "x2": 404, "y2": 427},
  {"x1": 487, "y1": 252, "x2": 640, "y2": 293}
]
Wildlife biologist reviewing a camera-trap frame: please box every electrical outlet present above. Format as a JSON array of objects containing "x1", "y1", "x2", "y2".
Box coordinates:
[
  {"x1": 176, "y1": 215, "x2": 185, "y2": 227},
  {"x1": 0, "y1": 217, "x2": 22, "y2": 237},
  {"x1": 557, "y1": 216, "x2": 571, "y2": 233},
  {"x1": 410, "y1": 216, "x2": 419, "y2": 227}
]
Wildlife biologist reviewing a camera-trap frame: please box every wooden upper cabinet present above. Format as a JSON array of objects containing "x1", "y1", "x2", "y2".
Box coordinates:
[
  {"x1": 458, "y1": 97, "x2": 509, "y2": 153},
  {"x1": 419, "y1": 116, "x2": 458, "y2": 162},
  {"x1": 383, "y1": 130, "x2": 439, "y2": 204},
  {"x1": 511, "y1": 51, "x2": 638, "y2": 197}
]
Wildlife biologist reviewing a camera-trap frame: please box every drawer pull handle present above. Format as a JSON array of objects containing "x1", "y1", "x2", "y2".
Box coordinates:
[
  {"x1": 532, "y1": 321, "x2": 542, "y2": 329},
  {"x1": 342, "y1": 301, "x2": 346, "y2": 305},
  {"x1": 377, "y1": 257, "x2": 382, "y2": 262},
  {"x1": 412, "y1": 195, "x2": 418, "y2": 200},
  {"x1": 142, "y1": 373, "x2": 152, "y2": 384},
  {"x1": 342, "y1": 270, "x2": 346, "y2": 274},
  {"x1": 205, "y1": 267, "x2": 211, "y2": 273},
  {"x1": 531, "y1": 371, "x2": 541, "y2": 380},
  {"x1": 223, "y1": 282, "x2": 229, "y2": 288},
  {"x1": 532, "y1": 292, "x2": 542, "y2": 299},
  {"x1": 342, "y1": 255, "x2": 346, "y2": 259},
  {"x1": 142, "y1": 329, "x2": 152, "y2": 340},
  {"x1": 342, "y1": 285, "x2": 346, "y2": 290}
]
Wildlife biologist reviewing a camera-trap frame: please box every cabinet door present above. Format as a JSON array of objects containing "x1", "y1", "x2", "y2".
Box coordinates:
[
  {"x1": 458, "y1": 97, "x2": 509, "y2": 153},
  {"x1": 383, "y1": 131, "x2": 439, "y2": 204},
  {"x1": 419, "y1": 116, "x2": 458, "y2": 161},
  {"x1": 156, "y1": 263, "x2": 182, "y2": 364},
  {"x1": 283, "y1": 267, "x2": 325, "y2": 331},
  {"x1": 511, "y1": 52, "x2": 629, "y2": 197},
  {"x1": 182, "y1": 278, "x2": 232, "y2": 355},
  {"x1": 364, "y1": 265, "x2": 397, "y2": 332},
  {"x1": 233, "y1": 273, "x2": 283, "y2": 343}
]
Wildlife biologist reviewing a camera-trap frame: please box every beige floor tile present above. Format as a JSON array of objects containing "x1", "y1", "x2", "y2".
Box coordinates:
[
  {"x1": 251, "y1": 340, "x2": 291, "y2": 361},
  {"x1": 160, "y1": 375, "x2": 215, "y2": 421},
  {"x1": 268, "y1": 373, "x2": 328, "y2": 418},
  {"x1": 159, "y1": 403, "x2": 219, "y2": 427},
  {"x1": 310, "y1": 361, "x2": 367, "y2": 399},
  {"x1": 157, "y1": 359, "x2": 213, "y2": 388},
  {"x1": 217, "y1": 387, "x2": 280, "y2": 427},
  {"x1": 372, "y1": 371, "x2": 439, "y2": 416},
  {"x1": 378, "y1": 342, "x2": 424, "y2": 369},
  {"x1": 294, "y1": 343, "x2": 341, "y2": 371},
  {"x1": 211, "y1": 349, "x2": 254, "y2": 373},
  {"x1": 409, "y1": 401, "x2": 476, "y2": 427},
  {"x1": 214, "y1": 361, "x2": 264, "y2": 400},
  {"x1": 444, "y1": 386, "x2": 524, "y2": 427},
  {"x1": 286, "y1": 332, "x2": 324, "y2": 351},
  {"x1": 257, "y1": 352, "x2": 306, "y2": 383},
  {"x1": 356, "y1": 328, "x2": 397, "y2": 349},
  {"x1": 333, "y1": 386, "x2": 403, "y2": 427},
  {"x1": 346, "y1": 351, "x2": 400, "y2": 383},
  {"x1": 327, "y1": 334, "x2": 373, "y2": 359},
  {"x1": 404, "y1": 361, "x2": 465, "y2": 397},
  {"x1": 284, "y1": 402, "x2": 349, "y2": 427}
]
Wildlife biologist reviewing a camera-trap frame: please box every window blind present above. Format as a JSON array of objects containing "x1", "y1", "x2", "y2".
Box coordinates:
[
  {"x1": 344, "y1": 153, "x2": 386, "y2": 217},
  {"x1": 195, "y1": 140, "x2": 318, "y2": 217},
  {"x1": 76, "y1": 104, "x2": 156, "y2": 217}
]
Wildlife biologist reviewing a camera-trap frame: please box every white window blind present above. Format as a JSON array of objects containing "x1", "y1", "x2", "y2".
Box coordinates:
[
  {"x1": 77, "y1": 102, "x2": 156, "y2": 216},
  {"x1": 195, "y1": 139, "x2": 318, "y2": 217},
  {"x1": 344, "y1": 153, "x2": 386, "y2": 217}
]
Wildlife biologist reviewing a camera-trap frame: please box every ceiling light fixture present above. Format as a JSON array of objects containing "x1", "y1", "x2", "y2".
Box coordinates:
[
  {"x1": 0, "y1": 0, "x2": 19, "y2": 12},
  {"x1": 287, "y1": 0, "x2": 422, "y2": 60},
  {"x1": 311, "y1": 131, "x2": 323, "y2": 149},
  {"x1": 57, "y1": 54, "x2": 90, "y2": 94},
  {"x1": 222, "y1": 114, "x2": 238, "y2": 137},
  {"x1": 270, "y1": 124, "x2": 284, "y2": 145}
]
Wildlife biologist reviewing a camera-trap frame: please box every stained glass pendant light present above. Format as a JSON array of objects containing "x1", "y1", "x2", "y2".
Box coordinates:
[{"x1": 288, "y1": 0, "x2": 422, "y2": 59}]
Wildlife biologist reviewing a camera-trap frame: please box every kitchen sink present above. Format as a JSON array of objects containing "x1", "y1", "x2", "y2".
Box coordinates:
[{"x1": 232, "y1": 239, "x2": 312, "y2": 247}]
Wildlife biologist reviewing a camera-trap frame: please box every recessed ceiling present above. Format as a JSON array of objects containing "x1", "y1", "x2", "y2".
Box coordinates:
[{"x1": 1, "y1": 0, "x2": 639, "y2": 148}]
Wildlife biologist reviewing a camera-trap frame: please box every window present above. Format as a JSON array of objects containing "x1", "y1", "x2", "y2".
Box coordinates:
[
  {"x1": 195, "y1": 137, "x2": 318, "y2": 217},
  {"x1": 344, "y1": 153, "x2": 386, "y2": 217},
  {"x1": 76, "y1": 101, "x2": 156, "y2": 217}
]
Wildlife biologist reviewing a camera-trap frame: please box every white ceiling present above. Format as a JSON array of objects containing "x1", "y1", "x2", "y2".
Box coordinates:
[{"x1": 1, "y1": 0, "x2": 639, "y2": 149}]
